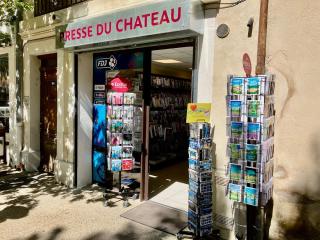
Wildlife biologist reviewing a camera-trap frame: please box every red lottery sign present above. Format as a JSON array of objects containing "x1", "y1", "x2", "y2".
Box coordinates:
[{"x1": 108, "y1": 77, "x2": 132, "y2": 93}]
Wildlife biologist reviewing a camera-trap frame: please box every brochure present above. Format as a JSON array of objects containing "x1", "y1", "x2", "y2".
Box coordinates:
[
  {"x1": 244, "y1": 187, "x2": 258, "y2": 206},
  {"x1": 230, "y1": 163, "x2": 242, "y2": 181}
]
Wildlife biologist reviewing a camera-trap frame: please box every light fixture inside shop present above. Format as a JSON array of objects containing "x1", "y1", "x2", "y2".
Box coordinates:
[{"x1": 153, "y1": 59, "x2": 182, "y2": 64}]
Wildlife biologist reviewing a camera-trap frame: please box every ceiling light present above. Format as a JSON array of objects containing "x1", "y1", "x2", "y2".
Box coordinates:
[{"x1": 153, "y1": 59, "x2": 182, "y2": 64}]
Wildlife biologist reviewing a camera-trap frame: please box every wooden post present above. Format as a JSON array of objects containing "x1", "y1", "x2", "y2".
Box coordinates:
[
  {"x1": 248, "y1": 1, "x2": 270, "y2": 240},
  {"x1": 255, "y1": 0, "x2": 269, "y2": 75}
]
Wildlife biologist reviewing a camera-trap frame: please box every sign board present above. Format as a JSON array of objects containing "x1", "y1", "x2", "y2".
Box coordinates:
[
  {"x1": 56, "y1": 0, "x2": 203, "y2": 49},
  {"x1": 186, "y1": 103, "x2": 211, "y2": 123},
  {"x1": 243, "y1": 53, "x2": 252, "y2": 77},
  {"x1": 108, "y1": 77, "x2": 132, "y2": 93}
]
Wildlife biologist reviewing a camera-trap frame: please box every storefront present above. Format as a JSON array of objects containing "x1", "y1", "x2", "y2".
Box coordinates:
[{"x1": 52, "y1": 0, "x2": 215, "y2": 202}]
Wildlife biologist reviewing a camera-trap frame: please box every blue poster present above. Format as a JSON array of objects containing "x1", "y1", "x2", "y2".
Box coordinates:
[
  {"x1": 93, "y1": 104, "x2": 106, "y2": 147},
  {"x1": 93, "y1": 150, "x2": 106, "y2": 184}
]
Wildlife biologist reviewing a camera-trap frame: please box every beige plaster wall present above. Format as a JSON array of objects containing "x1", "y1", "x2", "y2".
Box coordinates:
[
  {"x1": 267, "y1": 1, "x2": 320, "y2": 239},
  {"x1": 211, "y1": 0, "x2": 260, "y2": 238}
]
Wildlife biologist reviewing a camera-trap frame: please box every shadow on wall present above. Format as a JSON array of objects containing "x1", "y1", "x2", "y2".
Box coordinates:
[{"x1": 273, "y1": 133, "x2": 320, "y2": 240}]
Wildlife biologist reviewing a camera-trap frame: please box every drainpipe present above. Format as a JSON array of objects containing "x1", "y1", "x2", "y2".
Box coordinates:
[{"x1": 247, "y1": 1, "x2": 270, "y2": 240}]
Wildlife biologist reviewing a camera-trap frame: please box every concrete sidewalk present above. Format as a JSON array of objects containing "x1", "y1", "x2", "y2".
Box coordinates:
[{"x1": 0, "y1": 164, "x2": 176, "y2": 240}]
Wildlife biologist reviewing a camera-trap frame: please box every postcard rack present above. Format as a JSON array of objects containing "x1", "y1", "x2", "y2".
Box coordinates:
[
  {"x1": 103, "y1": 91, "x2": 143, "y2": 207},
  {"x1": 177, "y1": 123, "x2": 213, "y2": 239},
  {"x1": 226, "y1": 75, "x2": 275, "y2": 207}
]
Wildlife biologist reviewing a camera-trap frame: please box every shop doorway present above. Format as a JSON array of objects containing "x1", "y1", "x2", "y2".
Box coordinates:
[
  {"x1": 39, "y1": 54, "x2": 57, "y2": 172},
  {"x1": 147, "y1": 46, "x2": 193, "y2": 212}
]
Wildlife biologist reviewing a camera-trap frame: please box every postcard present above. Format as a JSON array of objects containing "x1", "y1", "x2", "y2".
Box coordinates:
[
  {"x1": 231, "y1": 122, "x2": 243, "y2": 139},
  {"x1": 230, "y1": 78, "x2": 244, "y2": 95},
  {"x1": 247, "y1": 77, "x2": 261, "y2": 95},
  {"x1": 245, "y1": 167, "x2": 258, "y2": 184},
  {"x1": 247, "y1": 100, "x2": 260, "y2": 118},
  {"x1": 111, "y1": 146, "x2": 122, "y2": 159},
  {"x1": 111, "y1": 159, "x2": 122, "y2": 172},
  {"x1": 230, "y1": 100, "x2": 242, "y2": 117},
  {"x1": 229, "y1": 143, "x2": 242, "y2": 160},
  {"x1": 246, "y1": 144, "x2": 260, "y2": 162},
  {"x1": 111, "y1": 133, "x2": 123, "y2": 146},
  {"x1": 122, "y1": 146, "x2": 133, "y2": 158},
  {"x1": 230, "y1": 163, "x2": 242, "y2": 181},
  {"x1": 244, "y1": 187, "x2": 258, "y2": 206},
  {"x1": 247, "y1": 123, "x2": 260, "y2": 141},
  {"x1": 122, "y1": 159, "x2": 133, "y2": 171},
  {"x1": 229, "y1": 183, "x2": 242, "y2": 202},
  {"x1": 111, "y1": 120, "x2": 123, "y2": 133}
]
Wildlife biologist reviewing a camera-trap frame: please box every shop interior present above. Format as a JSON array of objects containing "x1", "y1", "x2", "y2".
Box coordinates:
[
  {"x1": 92, "y1": 45, "x2": 194, "y2": 213},
  {"x1": 148, "y1": 46, "x2": 193, "y2": 212}
]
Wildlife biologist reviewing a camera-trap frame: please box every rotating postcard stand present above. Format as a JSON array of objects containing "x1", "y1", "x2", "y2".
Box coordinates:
[
  {"x1": 177, "y1": 104, "x2": 218, "y2": 240},
  {"x1": 92, "y1": 52, "x2": 144, "y2": 207},
  {"x1": 226, "y1": 75, "x2": 275, "y2": 238}
]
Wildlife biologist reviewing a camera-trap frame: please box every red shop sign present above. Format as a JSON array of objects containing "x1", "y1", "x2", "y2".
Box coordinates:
[{"x1": 108, "y1": 77, "x2": 132, "y2": 93}]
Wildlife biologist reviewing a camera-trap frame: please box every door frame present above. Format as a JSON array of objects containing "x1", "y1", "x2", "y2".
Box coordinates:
[{"x1": 74, "y1": 38, "x2": 197, "y2": 200}]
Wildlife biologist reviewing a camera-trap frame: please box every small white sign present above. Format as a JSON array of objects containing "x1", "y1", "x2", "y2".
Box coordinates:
[{"x1": 94, "y1": 85, "x2": 105, "y2": 91}]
